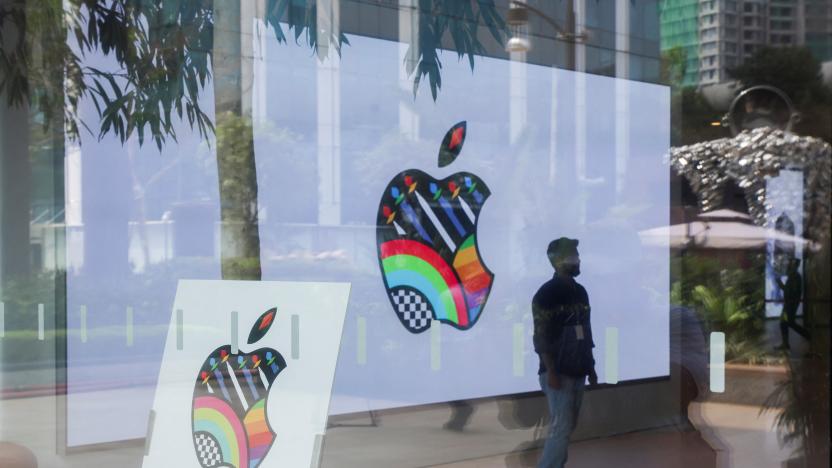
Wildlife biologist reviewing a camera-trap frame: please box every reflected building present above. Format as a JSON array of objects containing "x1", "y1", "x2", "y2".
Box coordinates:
[{"x1": 660, "y1": 0, "x2": 832, "y2": 87}]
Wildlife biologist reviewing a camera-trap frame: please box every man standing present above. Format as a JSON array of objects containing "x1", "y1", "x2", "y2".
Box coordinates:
[
  {"x1": 533, "y1": 238, "x2": 597, "y2": 468},
  {"x1": 775, "y1": 258, "x2": 809, "y2": 350}
]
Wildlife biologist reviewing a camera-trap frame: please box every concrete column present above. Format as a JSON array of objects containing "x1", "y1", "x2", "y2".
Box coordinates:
[
  {"x1": 241, "y1": 0, "x2": 256, "y2": 118},
  {"x1": 63, "y1": 142, "x2": 84, "y2": 272},
  {"x1": 573, "y1": 0, "x2": 587, "y2": 224},
  {"x1": 248, "y1": 0, "x2": 268, "y2": 124},
  {"x1": 573, "y1": 0, "x2": 587, "y2": 73},
  {"x1": 548, "y1": 68, "x2": 559, "y2": 187},
  {"x1": 509, "y1": 49, "x2": 528, "y2": 279},
  {"x1": 317, "y1": 0, "x2": 342, "y2": 226},
  {"x1": 399, "y1": 0, "x2": 420, "y2": 140},
  {"x1": 795, "y1": 0, "x2": 806, "y2": 46},
  {"x1": 615, "y1": 0, "x2": 631, "y2": 199},
  {"x1": 509, "y1": 50, "x2": 528, "y2": 145}
]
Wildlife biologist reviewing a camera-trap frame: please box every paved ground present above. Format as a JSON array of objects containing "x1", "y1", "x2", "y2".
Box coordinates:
[
  {"x1": 433, "y1": 428, "x2": 716, "y2": 468},
  {"x1": 0, "y1": 317, "x2": 819, "y2": 468},
  {"x1": 0, "y1": 392, "x2": 798, "y2": 468}
]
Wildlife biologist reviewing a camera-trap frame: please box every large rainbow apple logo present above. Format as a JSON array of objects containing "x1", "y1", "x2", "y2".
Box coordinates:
[
  {"x1": 376, "y1": 121, "x2": 494, "y2": 333},
  {"x1": 191, "y1": 308, "x2": 285, "y2": 468}
]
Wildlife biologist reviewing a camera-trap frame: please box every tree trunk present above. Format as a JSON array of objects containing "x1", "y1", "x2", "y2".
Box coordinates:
[
  {"x1": 0, "y1": 15, "x2": 32, "y2": 295},
  {"x1": 0, "y1": 104, "x2": 32, "y2": 289},
  {"x1": 212, "y1": 1, "x2": 262, "y2": 281}
]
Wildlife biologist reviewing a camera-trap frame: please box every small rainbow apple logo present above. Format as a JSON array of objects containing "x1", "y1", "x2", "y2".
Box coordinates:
[
  {"x1": 191, "y1": 308, "x2": 285, "y2": 468},
  {"x1": 376, "y1": 122, "x2": 494, "y2": 333}
]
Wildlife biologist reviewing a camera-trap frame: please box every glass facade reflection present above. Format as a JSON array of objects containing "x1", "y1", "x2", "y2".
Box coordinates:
[{"x1": 1, "y1": 1, "x2": 829, "y2": 467}]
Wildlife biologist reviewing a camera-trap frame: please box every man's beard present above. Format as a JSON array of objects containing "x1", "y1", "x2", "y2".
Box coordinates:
[{"x1": 560, "y1": 263, "x2": 581, "y2": 277}]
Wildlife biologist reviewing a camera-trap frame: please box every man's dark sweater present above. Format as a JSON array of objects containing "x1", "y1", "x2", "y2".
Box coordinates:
[
  {"x1": 532, "y1": 274, "x2": 595, "y2": 376},
  {"x1": 779, "y1": 270, "x2": 802, "y2": 315}
]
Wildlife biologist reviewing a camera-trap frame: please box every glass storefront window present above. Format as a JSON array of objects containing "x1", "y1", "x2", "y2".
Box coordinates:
[{"x1": 1, "y1": 1, "x2": 829, "y2": 467}]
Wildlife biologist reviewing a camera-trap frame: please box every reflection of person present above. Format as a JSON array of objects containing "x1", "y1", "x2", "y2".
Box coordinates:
[
  {"x1": 443, "y1": 399, "x2": 475, "y2": 432},
  {"x1": 742, "y1": 97, "x2": 769, "y2": 129},
  {"x1": 775, "y1": 258, "x2": 809, "y2": 350},
  {"x1": 532, "y1": 238, "x2": 597, "y2": 468}
]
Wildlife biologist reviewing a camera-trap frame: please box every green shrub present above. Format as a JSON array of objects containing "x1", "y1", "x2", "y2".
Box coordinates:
[{"x1": 672, "y1": 254, "x2": 779, "y2": 364}]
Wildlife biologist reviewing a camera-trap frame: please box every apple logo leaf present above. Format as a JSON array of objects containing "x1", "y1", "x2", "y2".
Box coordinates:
[
  {"x1": 438, "y1": 121, "x2": 467, "y2": 168},
  {"x1": 247, "y1": 307, "x2": 277, "y2": 345}
]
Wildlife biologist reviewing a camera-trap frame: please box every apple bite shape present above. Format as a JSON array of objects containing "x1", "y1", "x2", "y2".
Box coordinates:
[
  {"x1": 191, "y1": 308, "x2": 286, "y2": 468},
  {"x1": 376, "y1": 122, "x2": 494, "y2": 333}
]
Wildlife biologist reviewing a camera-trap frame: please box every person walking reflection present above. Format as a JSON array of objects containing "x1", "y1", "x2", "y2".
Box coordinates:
[
  {"x1": 775, "y1": 258, "x2": 810, "y2": 350},
  {"x1": 532, "y1": 238, "x2": 597, "y2": 468},
  {"x1": 443, "y1": 400, "x2": 475, "y2": 432}
]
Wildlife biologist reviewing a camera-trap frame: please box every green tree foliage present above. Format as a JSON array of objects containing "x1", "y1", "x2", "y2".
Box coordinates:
[
  {"x1": 2, "y1": 0, "x2": 508, "y2": 280},
  {"x1": 676, "y1": 87, "x2": 725, "y2": 146},
  {"x1": 763, "y1": 356, "x2": 830, "y2": 464},
  {"x1": 2, "y1": 0, "x2": 505, "y2": 146},
  {"x1": 661, "y1": 47, "x2": 727, "y2": 146},
  {"x1": 729, "y1": 46, "x2": 824, "y2": 103},
  {"x1": 729, "y1": 46, "x2": 831, "y2": 142},
  {"x1": 671, "y1": 254, "x2": 771, "y2": 364},
  {"x1": 660, "y1": 46, "x2": 687, "y2": 87},
  {"x1": 1, "y1": 0, "x2": 358, "y2": 147},
  {"x1": 407, "y1": 0, "x2": 505, "y2": 99}
]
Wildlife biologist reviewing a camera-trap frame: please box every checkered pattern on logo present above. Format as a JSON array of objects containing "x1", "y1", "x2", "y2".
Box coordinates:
[
  {"x1": 391, "y1": 288, "x2": 432, "y2": 331},
  {"x1": 194, "y1": 432, "x2": 222, "y2": 467}
]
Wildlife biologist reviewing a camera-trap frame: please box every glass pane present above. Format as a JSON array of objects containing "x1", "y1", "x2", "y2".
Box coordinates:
[{"x1": 1, "y1": 1, "x2": 829, "y2": 467}]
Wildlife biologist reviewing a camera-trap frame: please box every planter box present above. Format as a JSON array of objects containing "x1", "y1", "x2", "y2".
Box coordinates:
[{"x1": 708, "y1": 364, "x2": 787, "y2": 406}]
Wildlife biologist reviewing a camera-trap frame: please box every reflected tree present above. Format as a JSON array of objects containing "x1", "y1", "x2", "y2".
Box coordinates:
[
  {"x1": 1, "y1": 0, "x2": 68, "y2": 288},
  {"x1": 763, "y1": 355, "x2": 830, "y2": 466},
  {"x1": 660, "y1": 46, "x2": 687, "y2": 87},
  {"x1": 1, "y1": 0, "x2": 504, "y2": 281},
  {"x1": 728, "y1": 46, "x2": 831, "y2": 142},
  {"x1": 214, "y1": 0, "x2": 349, "y2": 278},
  {"x1": 407, "y1": 0, "x2": 505, "y2": 99},
  {"x1": 1, "y1": 0, "x2": 346, "y2": 281},
  {"x1": 354, "y1": 0, "x2": 505, "y2": 195}
]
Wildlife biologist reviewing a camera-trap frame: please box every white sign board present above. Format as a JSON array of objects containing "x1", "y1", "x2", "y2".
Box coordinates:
[
  {"x1": 67, "y1": 31, "x2": 670, "y2": 443},
  {"x1": 143, "y1": 280, "x2": 350, "y2": 468}
]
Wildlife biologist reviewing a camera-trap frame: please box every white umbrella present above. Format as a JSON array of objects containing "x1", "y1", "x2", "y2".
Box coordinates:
[
  {"x1": 639, "y1": 209, "x2": 818, "y2": 250},
  {"x1": 696, "y1": 208, "x2": 752, "y2": 222}
]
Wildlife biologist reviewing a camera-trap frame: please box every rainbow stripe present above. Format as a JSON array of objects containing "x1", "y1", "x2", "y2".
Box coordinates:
[
  {"x1": 244, "y1": 399, "x2": 273, "y2": 468},
  {"x1": 452, "y1": 235, "x2": 493, "y2": 324},
  {"x1": 380, "y1": 239, "x2": 469, "y2": 327},
  {"x1": 193, "y1": 396, "x2": 249, "y2": 468}
]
